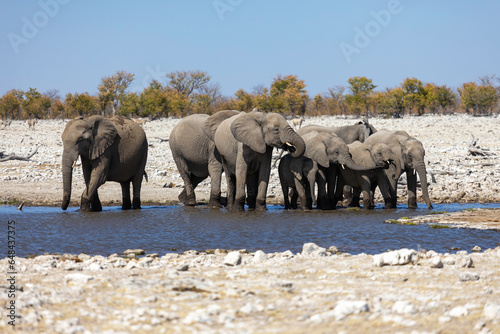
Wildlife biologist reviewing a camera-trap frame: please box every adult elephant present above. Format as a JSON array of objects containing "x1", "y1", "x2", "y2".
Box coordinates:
[
  {"x1": 278, "y1": 131, "x2": 370, "y2": 210},
  {"x1": 169, "y1": 111, "x2": 239, "y2": 207},
  {"x1": 207, "y1": 110, "x2": 305, "y2": 211},
  {"x1": 364, "y1": 130, "x2": 433, "y2": 209},
  {"x1": 61, "y1": 115, "x2": 148, "y2": 212},
  {"x1": 337, "y1": 141, "x2": 400, "y2": 210}
]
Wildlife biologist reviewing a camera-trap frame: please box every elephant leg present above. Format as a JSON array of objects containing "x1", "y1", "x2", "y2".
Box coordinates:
[
  {"x1": 279, "y1": 170, "x2": 291, "y2": 210},
  {"x1": 326, "y1": 167, "x2": 339, "y2": 209},
  {"x1": 406, "y1": 169, "x2": 418, "y2": 209},
  {"x1": 290, "y1": 188, "x2": 298, "y2": 209},
  {"x1": 377, "y1": 171, "x2": 398, "y2": 209},
  {"x1": 120, "y1": 182, "x2": 132, "y2": 210},
  {"x1": 343, "y1": 186, "x2": 353, "y2": 205},
  {"x1": 208, "y1": 147, "x2": 222, "y2": 208},
  {"x1": 173, "y1": 155, "x2": 196, "y2": 206},
  {"x1": 246, "y1": 173, "x2": 258, "y2": 210},
  {"x1": 316, "y1": 168, "x2": 328, "y2": 210},
  {"x1": 293, "y1": 178, "x2": 309, "y2": 211},
  {"x1": 224, "y1": 167, "x2": 236, "y2": 210},
  {"x1": 91, "y1": 191, "x2": 102, "y2": 212},
  {"x1": 131, "y1": 173, "x2": 144, "y2": 210},
  {"x1": 360, "y1": 175, "x2": 373, "y2": 210},
  {"x1": 255, "y1": 149, "x2": 273, "y2": 211},
  {"x1": 349, "y1": 187, "x2": 361, "y2": 207},
  {"x1": 82, "y1": 166, "x2": 107, "y2": 212}
]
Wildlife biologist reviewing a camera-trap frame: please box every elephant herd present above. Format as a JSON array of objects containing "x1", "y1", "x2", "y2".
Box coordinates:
[{"x1": 60, "y1": 110, "x2": 433, "y2": 212}]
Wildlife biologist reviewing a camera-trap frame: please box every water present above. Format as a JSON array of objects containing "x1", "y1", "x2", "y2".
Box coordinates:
[{"x1": 1, "y1": 203, "x2": 499, "y2": 258}]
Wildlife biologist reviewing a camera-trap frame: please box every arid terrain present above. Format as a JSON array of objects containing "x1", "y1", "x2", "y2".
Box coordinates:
[{"x1": 1, "y1": 114, "x2": 500, "y2": 333}]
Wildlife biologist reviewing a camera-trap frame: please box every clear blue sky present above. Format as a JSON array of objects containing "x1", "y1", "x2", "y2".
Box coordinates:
[{"x1": 1, "y1": 0, "x2": 499, "y2": 98}]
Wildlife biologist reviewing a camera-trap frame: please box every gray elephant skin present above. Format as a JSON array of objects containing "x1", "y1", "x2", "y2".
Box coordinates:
[
  {"x1": 278, "y1": 153, "x2": 316, "y2": 210},
  {"x1": 298, "y1": 120, "x2": 377, "y2": 144},
  {"x1": 364, "y1": 130, "x2": 433, "y2": 209},
  {"x1": 207, "y1": 110, "x2": 306, "y2": 211},
  {"x1": 61, "y1": 115, "x2": 148, "y2": 212},
  {"x1": 169, "y1": 111, "x2": 239, "y2": 207},
  {"x1": 338, "y1": 141, "x2": 400, "y2": 210}
]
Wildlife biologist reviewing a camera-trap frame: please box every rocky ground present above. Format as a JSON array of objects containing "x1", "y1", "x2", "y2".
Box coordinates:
[
  {"x1": 0, "y1": 113, "x2": 499, "y2": 207},
  {"x1": 1, "y1": 243, "x2": 499, "y2": 333},
  {"x1": 1, "y1": 114, "x2": 499, "y2": 333}
]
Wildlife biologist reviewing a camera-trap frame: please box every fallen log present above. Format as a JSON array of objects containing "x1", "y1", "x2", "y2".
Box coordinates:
[
  {"x1": 0, "y1": 147, "x2": 38, "y2": 162},
  {"x1": 469, "y1": 135, "x2": 494, "y2": 156}
]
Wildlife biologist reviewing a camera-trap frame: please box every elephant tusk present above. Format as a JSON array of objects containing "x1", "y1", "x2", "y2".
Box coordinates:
[
  {"x1": 341, "y1": 164, "x2": 345, "y2": 169},
  {"x1": 283, "y1": 142, "x2": 296, "y2": 153},
  {"x1": 72, "y1": 158, "x2": 79, "y2": 168}
]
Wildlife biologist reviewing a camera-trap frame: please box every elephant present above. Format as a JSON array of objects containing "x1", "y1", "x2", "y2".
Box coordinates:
[
  {"x1": 364, "y1": 130, "x2": 433, "y2": 209},
  {"x1": 278, "y1": 153, "x2": 316, "y2": 210},
  {"x1": 279, "y1": 131, "x2": 372, "y2": 210},
  {"x1": 297, "y1": 119, "x2": 377, "y2": 144},
  {"x1": 61, "y1": 115, "x2": 148, "y2": 212},
  {"x1": 169, "y1": 111, "x2": 239, "y2": 207},
  {"x1": 206, "y1": 110, "x2": 306, "y2": 211},
  {"x1": 337, "y1": 141, "x2": 400, "y2": 210}
]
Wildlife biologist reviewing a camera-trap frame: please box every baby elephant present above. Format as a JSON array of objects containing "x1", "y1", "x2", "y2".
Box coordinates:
[{"x1": 279, "y1": 154, "x2": 317, "y2": 210}]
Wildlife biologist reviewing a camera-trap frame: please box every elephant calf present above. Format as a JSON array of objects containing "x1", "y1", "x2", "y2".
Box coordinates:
[{"x1": 61, "y1": 115, "x2": 148, "y2": 212}]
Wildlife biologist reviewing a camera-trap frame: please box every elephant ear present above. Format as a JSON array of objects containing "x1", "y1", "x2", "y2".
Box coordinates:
[
  {"x1": 202, "y1": 110, "x2": 241, "y2": 140},
  {"x1": 90, "y1": 116, "x2": 117, "y2": 160},
  {"x1": 230, "y1": 112, "x2": 266, "y2": 154},
  {"x1": 304, "y1": 135, "x2": 329, "y2": 168}
]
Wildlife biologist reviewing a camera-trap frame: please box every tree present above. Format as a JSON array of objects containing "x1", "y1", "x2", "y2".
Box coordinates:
[
  {"x1": 345, "y1": 77, "x2": 376, "y2": 115},
  {"x1": 269, "y1": 74, "x2": 309, "y2": 115},
  {"x1": 228, "y1": 89, "x2": 255, "y2": 111},
  {"x1": 191, "y1": 82, "x2": 223, "y2": 114},
  {"x1": 326, "y1": 86, "x2": 347, "y2": 116},
  {"x1": 98, "y1": 71, "x2": 135, "y2": 116},
  {"x1": 425, "y1": 83, "x2": 456, "y2": 114},
  {"x1": 139, "y1": 80, "x2": 171, "y2": 118},
  {"x1": 66, "y1": 92, "x2": 98, "y2": 117},
  {"x1": 386, "y1": 87, "x2": 406, "y2": 118},
  {"x1": 401, "y1": 77, "x2": 426, "y2": 115},
  {"x1": 458, "y1": 81, "x2": 497, "y2": 115},
  {"x1": 166, "y1": 70, "x2": 211, "y2": 98},
  {"x1": 0, "y1": 90, "x2": 22, "y2": 119}
]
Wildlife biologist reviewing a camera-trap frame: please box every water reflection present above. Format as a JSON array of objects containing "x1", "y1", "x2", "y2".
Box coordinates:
[{"x1": 1, "y1": 203, "x2": 499, "y2": 257}]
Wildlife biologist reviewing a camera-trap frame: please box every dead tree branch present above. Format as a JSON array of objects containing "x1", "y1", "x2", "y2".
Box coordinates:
[
  {"x1": 0, "y1": 147, "x2": 39, "y2": 162},
  {"x1": 469, "y1": 135, "x2": 494, "y2": 156}
]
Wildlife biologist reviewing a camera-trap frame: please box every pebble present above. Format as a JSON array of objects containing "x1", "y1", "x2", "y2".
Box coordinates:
[
  {"x1": 224, "y1": 251, "x2": 242, "y2": 266},
  {"x1": 253, "y1": 250, "x2": 267, "y2": 263},
  {"x1": 483, "y1": 302, "x2": 500, "y2": 320},
  {"x1": 301, "y1": 242, "x2": 328, "y2": 258},
  {"x1": 429, "y1": 256, "x2": 444, "y2": 268},
  {"x1": 459, "y1": 272, "x2": 480, "y2": 281},
  {"x1": 392, "y1": 301, "x2": 417, "y2": 314},
  {"x1": 373, "y1": 249, "x2": 418, "y2": 267}
]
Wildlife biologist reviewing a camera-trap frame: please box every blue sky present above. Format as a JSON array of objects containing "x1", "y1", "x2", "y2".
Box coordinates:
[{"x1": 1, "y1": 0, "x2": 499, "y2": 98}]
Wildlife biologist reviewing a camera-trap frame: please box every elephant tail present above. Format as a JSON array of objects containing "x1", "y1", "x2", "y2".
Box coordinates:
[{"x1": 144, "y1": 171, "x2": 149, "y2": 182}]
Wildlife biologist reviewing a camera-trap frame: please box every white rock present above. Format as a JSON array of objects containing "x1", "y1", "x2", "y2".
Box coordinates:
[
  {"x1": 429, "y1": 256, "x2": 444, "y2": 268},
  {"x1": 483, "y1": 302, "x2": 500, "y2": 320},
  {"x1": 459, "y1": 272, "x2": 480, "y2": 281},
  {"x1": 392, "y1": 301, "x2": 416, "y2": 314},
  {"x1": 239, "y1": 302, "x2": 264, "y2": 314},
  {"x1": 253, "y1": 250, "x2": 267, "y2": 263},
  {"x1": 182, "y1": 309, "x2": 212, "y2": 325},
  {"x1": 224, "y1": 251, "x2": 242, "y2": 266},
  {"x1": 137, "y1": 257, "x2": 154, "y2": 268},
  {"x1": 87, "y1": 262, "x2": 102, "y2": 271},
  {"x1": 373, "y1": 249, "x2": 418, "y2": 267},
  {"x1": 65, "y1": 273, "x2": 94, "y2": 285},
  {"x1": 449, "y1": 306, "x2": 468, "y2": 317},
  {"x1": 333, "y1": 300, "x2": 370, "y2": 320},
  {"x1": 112, "y1": 258, "x2": 127, "y2": 268},
  {"x1": 302, "y1": 242, "x2": 328, "y2": 258}
]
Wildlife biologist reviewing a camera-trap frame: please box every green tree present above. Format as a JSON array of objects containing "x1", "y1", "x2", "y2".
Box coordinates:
[
  {"x1": 458, "y1": 81, "x2": 497, "y2": 115},
  {"x1": 0, "y1": 90, "x2": 22, "y2": 119},
  {"x1": 98, "y1": 71, "x2": 135, "y2": 116},
  {"x1": 401, "y1": 77, "x2": 426, "y2": 115},
  {"x1": 139, "y1": 80, "x2": 171, "y2": 118},
  {"x1": 67, "y1": 92, "x2": 98, "y2": 116},
  {"x1": 269, "y1": 74, "x2": 308, "y2": 115},
  {"x1": 227, "y1": 89, "x2": 255, "y2": 111},
  {"x1": 345, "y1": 77, "x2": 376, "y2": 115}
]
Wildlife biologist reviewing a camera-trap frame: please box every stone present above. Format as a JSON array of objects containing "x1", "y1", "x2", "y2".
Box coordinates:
[
  {"x1": 449, "y1": 306, "x2": 468, "y2": 317},
  {"x1": 327, "y1": 246, "x2": 339, "y2": 254},
  {"x1": 458, "y1": 256, "x2": 474, "y2": 268},
  {"x1": 224, "y1": 251, "x2": 242, "y2": 266},
  {"x1": 112, "y1": 258, "x2": 127, "y2": 268},
  {"x1": 459, "y1": 272, "x2": 480, "y2": 281},
  {"x1": 301, "y1": 243, "x2": 328, "y2": 257},
  {"x1": 124, "y1": 249, "x2": 145, "y2": 255},
  {"x1": 392, "y1": 301, "x2": 416, "y2": 314},
  {"x1": 483, "y1": 302, "x2": 500, "y2": 320},
  {"x1": 471, "y1": 245, "x2": 482, "y2": 252},
  {"x1": 333, "y1": 300, "x2": 370, "y2": 320},
  {"x1": 65, "y1": 273, "x2": 94, "y2": 285},
  {"x1": 137, "y1": 257, "x2": 154, "y2": 268},
  {"x1": 87, "y1": 262, "x2": 102, "y2": 271},
  {"x1": 373, "y1": 249, "x2": 418, "y2": 267},
  {"x1": 429, "y1": 256, "x2": 444, "y2": 268},
  {"x1": 177, "y1": 264, "x2": 189, "y2": 271},
  {"x1": 239, "y1": 302, "x2": 264, "y2": 314},
  {"x1": 253, "y1": 250, "x2": 267, "y2": 263}
]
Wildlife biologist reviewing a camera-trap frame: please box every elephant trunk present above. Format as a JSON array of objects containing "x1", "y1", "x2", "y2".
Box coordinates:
[
  {"x1": 342, "y1": 155, "x2": 376, "y2": 171},
  {"x1": 62, "y1": 147, "x2": 78, "y2": 210},
  {"x1": 280, "y1": 126, "x2": 306, "y2": 158},
  {"x1": 415, "y1": 161, "x2": 433, "y2": 209}
]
